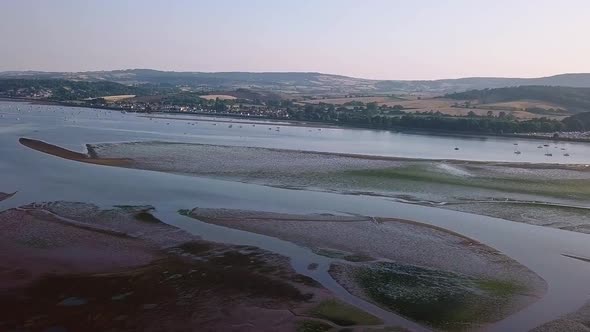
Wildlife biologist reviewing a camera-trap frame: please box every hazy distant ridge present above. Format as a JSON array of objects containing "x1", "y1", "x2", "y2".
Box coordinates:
[{"x1": 2, "y1": 69, "x2": 590, "y2": 94}]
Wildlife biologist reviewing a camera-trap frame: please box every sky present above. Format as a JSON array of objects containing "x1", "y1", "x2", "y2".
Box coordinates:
[{"x1": 1, "y1": 0, "x2": 590, "y2": 80}]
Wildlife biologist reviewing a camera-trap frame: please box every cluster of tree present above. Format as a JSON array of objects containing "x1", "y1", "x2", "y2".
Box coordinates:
[
  {"x1": 160, "y1": 92, "x2": 204, "y2": 106},
  {"x1": 562, "y1": 112, "x2": 590, "y2": 131},
  {"x1": 284, "y1": 103, "x2": 586, "y2": 134},
  {"x1": 0, "y1": 79, "x2": 165, "y2": 100},
  {"x1": 446, "y1": 85, "x2": 590, "y2": 113},
  {"x1": 361, "y1": 115, "x2": 566, "y2": 134},
  {"x1": 4, "y1": 78, "x2": 590, "y2": 135}
]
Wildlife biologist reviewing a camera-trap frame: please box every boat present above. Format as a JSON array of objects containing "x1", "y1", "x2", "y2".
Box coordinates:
[
  {"x1": 514, "y1": 151, "x2": 521, "y2": 155},
  {"x1": 454, "y1": 147, "x2": 459, "y2": 150},
  {"x1": 545, "y1": 153, "x2": 553, "y2": 156}
]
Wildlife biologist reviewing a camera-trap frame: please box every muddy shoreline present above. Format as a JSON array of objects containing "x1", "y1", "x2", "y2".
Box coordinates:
[
  {"x1": 0, "y1": 192, "x2": 15, "y2": 202},
  {"x1": 19, "y1": 138, "x2": 131, "y2": 166},
  {"x1": 0, "y1": 201, "x2": 393, "y2": 331},
  {"x1": 19, "y1": 138, "x2": 590, "y2": 234},
  {"x1": 182, "y1": 207, "x2": 546, "y2": 330}
]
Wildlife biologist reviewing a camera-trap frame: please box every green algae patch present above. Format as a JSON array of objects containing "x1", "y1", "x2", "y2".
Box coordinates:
[
  {"x1": 178, "y1": 241, "x2": 214, "y2": 255},
  {"x1": 296, "y1": 320, "x2": 333, "y2": 332},
  {"x1": 364, "y1": 328, "x2": 412, "y2": 332},
  {"x1": 178, "y1": 209, "x2": 191, "y2": 216},
  {"x1": 314, "y1": 248, "x2": 375, "y2": 262},
  {"x1": 308, "y1": 299, "x2": 382, "y2": 326},
  {"x1": 344, "y1": 254, "x2": 376, "y2": 262},
  {"x1": 134, "y1": 211, "x2": 162, "y2": 224},
  {"x1": 475, "y1": 279, "x2": 526, "y2": 297},
  {"x1": 111, "y1": 205, "x2": 162, "y2": 224},
  {"x1": 343, "y1": 166, "x2": 590, "y2": 200},
  {"x1": 355, "y1": 262, "x2": 525, "y2": 330}
]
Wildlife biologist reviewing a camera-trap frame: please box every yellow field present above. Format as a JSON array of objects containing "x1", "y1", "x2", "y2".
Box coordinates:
[
  {"x1": 401, "y1": 108, "x2": 551, "y2": 119},
  {"x1": 302, "y1": 96, "x2": 406, "y2": 105},
  {"x1": 303, "y1": 96, "x2": 568, "y2": 120},
  {"x1": 478, "y1": 100, "x2": 563, "y2": 111},
  {"x1": 199, "y1": 95, "x2": 237, "y2": 101},
  {"x1": 101, "y1": 95, "x2": 136, "y2": 102}
]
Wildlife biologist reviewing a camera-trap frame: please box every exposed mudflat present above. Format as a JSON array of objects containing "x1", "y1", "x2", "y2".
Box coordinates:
[
  {"x1": 183, "y1": 207, "x2": 546, "y2": 329},
  {"x1": 531, "y1": 300, "x2": 590, "y2": 332},
  {"x1": 19, "y1": 137, "x2": 131, "y2": 166},
  {"x1": 89, "y1": 141, "x2": 590, "y2": 233},
  {"x1": 0, "y1": 192, "x2": 14, "y2": 202},
  {"x1": 0, "y1": 201, "x2": 390, "y2": 332}
]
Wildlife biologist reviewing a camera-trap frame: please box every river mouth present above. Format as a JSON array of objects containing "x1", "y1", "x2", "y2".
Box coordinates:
[{"x1": 3, "y1": 101, "x2": 590, "y2": 331}]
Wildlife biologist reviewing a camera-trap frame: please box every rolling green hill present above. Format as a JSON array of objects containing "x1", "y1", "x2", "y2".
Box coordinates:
[
  {"x1": 3, "y1": 70, "x2": 590, "y2": 95},
  {"x1": 446, "y1": 86, "x2": 590, "y2": 114},
  {"x1": 0, "y1": 79, "x2": 163, "y2": 100}
]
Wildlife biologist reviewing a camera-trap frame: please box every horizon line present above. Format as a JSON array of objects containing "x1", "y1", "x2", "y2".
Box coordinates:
[{"x1": 1, "y1": 68, "x2": 589, "y2": 82}]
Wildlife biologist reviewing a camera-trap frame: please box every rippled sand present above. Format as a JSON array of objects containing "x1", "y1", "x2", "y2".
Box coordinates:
[
  {"x1": 90, "y1": 141, "x2": 590, "y2": 233},
  {"x1": 184, "y1": 207, "x2": 546, "y2": 330}
]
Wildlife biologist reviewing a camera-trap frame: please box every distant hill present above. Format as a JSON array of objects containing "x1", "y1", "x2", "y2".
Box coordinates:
[
  {"x1": 0, "y1": 79, "x2": 162, "y2": 100},
  {"x1": 2, "y1": 69, "x2": 590, "y2": 95},
  {"x1": 446, "y1": 86, "x2": 590, "y2": 114}
]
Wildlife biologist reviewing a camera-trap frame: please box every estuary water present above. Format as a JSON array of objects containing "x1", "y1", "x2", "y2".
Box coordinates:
[{"x1": 2, "y1": 100, "x2": 590, "y2": 331}]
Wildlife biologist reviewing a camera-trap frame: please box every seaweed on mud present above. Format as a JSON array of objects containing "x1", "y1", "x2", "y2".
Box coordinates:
[
  {"x1": 355, "y1": 262, "x2": 525, "y2": 329},
  {"x1": 1, "y1": 253, "x2": 312, "y2": 331},
  {"x1": 308, "y1": 299, "x2": 382, "y2": 326},
  {"x1": 297, "y1": 320, "x2": 333, "y2": 332},
  {"x1": 178, "y1": 241, "x2": 214, "y2": 255},
  {"x1": 344, "y1": 166, "x2": 590, "y2": 200},
  {"x1": 134, "y1": 211, "x2": 163, "y2": 224},
  {"x1": 178, "y1": 209, "x2": 191, "y2": 216},
  {"x1": 314, "y1": 248, "x2": 375, "y2": 263}
]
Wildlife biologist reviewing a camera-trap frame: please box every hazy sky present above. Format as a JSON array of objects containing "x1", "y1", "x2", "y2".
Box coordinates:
[{"x1": 1, "y1": 0, "x2": 590, "y2": 79}]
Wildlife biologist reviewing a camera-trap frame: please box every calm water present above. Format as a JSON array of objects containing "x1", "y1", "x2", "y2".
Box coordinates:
[
  {"x1": 1, "y1": 101, "x2": 588, "y2": 164},
  {"x1": 2, "y1": 100, "x2": 590, "y2": 331}
]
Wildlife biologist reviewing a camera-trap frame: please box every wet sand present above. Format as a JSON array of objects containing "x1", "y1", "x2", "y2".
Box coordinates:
[
  {"x1": 18, "y1": 138, "x2": 590, "y2": 232},
  {"x1": 19, "y1": 138, "x2": 131, "y2": 166},
  {"x1": 183, "y1": 207, "x2": 546, "y2": 329},
  {"x1": 532, "y1": 301, "x2": 590, "y2": 332},
  {"x1": 0, "y1": 192, "x2": 15, "y2": 202},
  {"x1": 0, "y1": 202, "x2": 389, "y2": 331},
  {"x1": 86, "y1": 141, "x2": 590, "y2": 233}
]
